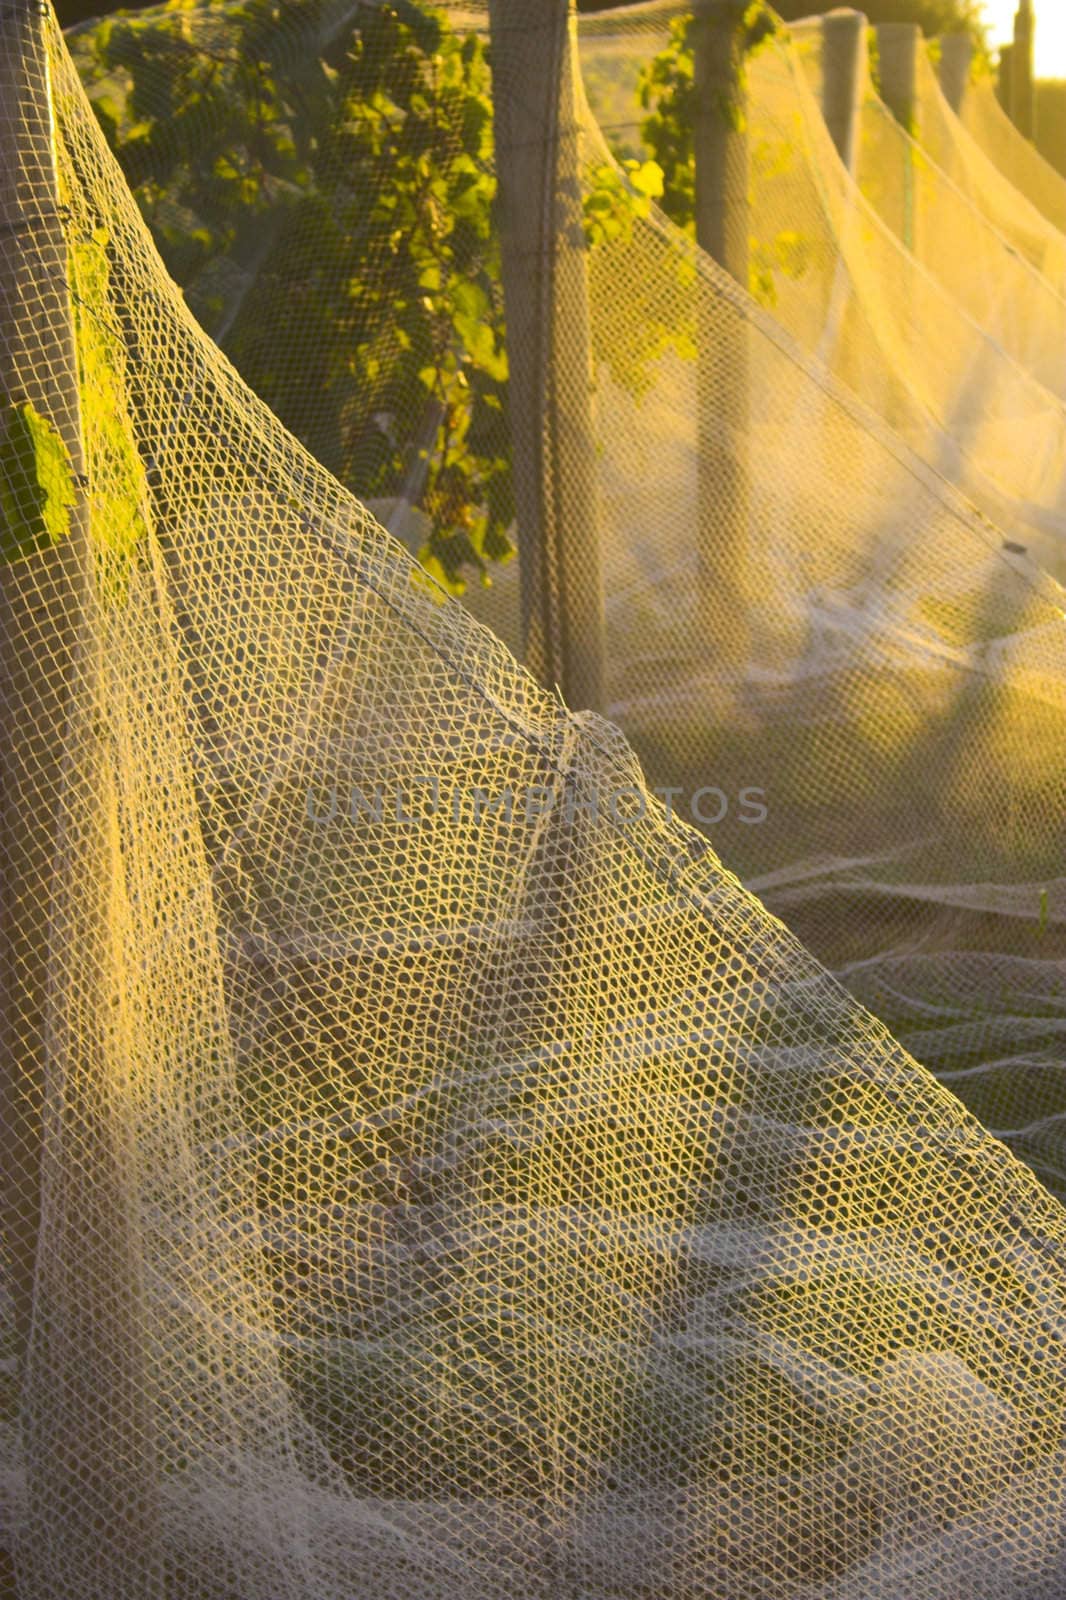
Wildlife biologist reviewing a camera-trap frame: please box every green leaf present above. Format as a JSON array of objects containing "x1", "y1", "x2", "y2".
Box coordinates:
[
  {"x1": 0, "y1": 400, "x2": 77, "y2": 563},
  {"x1": 628, "y1": 159, "x2": 665, "y2": 200},
  {"x1": 79, "y1": 0, "x2": 512, "y2": 594},
  {"x1": 415, "y1": 547, "x2": 464, "y2": 599},
  {"x1": 451, "y1": 278, "x2": 489, "y2": 324},
  {"x1": 454, "y1": 312, "x2": 507, "y2": 382},
  {"x1": 71, "y1": 230, "x2": 150, "y2": 602}
]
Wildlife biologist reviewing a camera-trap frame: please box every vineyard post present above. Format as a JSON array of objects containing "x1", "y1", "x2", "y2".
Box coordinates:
[
  {"x1": 487, "y1": 0, "x2": 606, "y2": 714},
  {"x1": 822, "y1": 10, "x2": 867, "y2": 174},
  {"x1": 877, "y1": 22, "x2": 920, "y2": 250},
  {"x1": 876, "y1": 22, "x2": 920, "y2": 131},
  {"x1": 0, "y1": 0, "x2": 85, "y2": 1402},
  {"x1": 692, "y1": 0, "x2": 750, "y2": 665},
  {"x1": 0, "y1": 2, "x2": 158, "y2": 1591},
  {"x1": 938, "y1": 32, "x2": 974, "y2": 115},
  {"x1": 1011, "y1": 0, "x2": 1035, "y2": 140},
  {"x1": 997, "y1": 41, "x2": 1015, "y2": 119}
]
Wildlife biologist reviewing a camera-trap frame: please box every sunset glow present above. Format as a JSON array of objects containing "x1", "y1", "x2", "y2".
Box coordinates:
[{"x1": 981, "y1": 1, "x2": 1066, "y2": 78}]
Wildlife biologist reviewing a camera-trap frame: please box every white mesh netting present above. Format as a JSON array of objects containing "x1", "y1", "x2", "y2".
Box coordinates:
[
  {"x1": 1, "y1": 3, "x2": 1066, "y2": 1598},
  {"x1": 956, "y1": 66, "x2": 1066, "y2": 237},
  {"x1": 575, "y1": 6, "x2": 1066, "y2": 567}
]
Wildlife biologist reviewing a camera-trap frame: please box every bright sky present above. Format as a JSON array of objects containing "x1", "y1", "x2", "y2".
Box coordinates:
[{"x1": 980, "y1": 2, "x2": 1066, "y2": 78}]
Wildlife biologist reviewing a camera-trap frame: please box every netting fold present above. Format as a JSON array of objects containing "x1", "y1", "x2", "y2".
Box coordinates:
[{"x1": 958, "y1": 70, "x2": 1066, "y2": 237}]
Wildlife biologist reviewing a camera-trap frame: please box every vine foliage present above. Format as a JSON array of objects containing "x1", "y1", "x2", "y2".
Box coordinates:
[{"x1": 76, "y1": 0, "x2": 512, "y2": 592}]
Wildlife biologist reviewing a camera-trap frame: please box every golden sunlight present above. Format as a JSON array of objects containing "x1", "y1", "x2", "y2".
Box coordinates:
[{"x1": 982, "y1": 0, "x2": 1066, "y2": 77}]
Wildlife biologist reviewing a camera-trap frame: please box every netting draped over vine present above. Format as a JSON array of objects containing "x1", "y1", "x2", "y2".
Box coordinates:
[
  {"x1": 487, "y1": 1, "x2": 1066, "y2": 1193},
  {"x1": 576, "y1": 6, "x2": 1066, "y2": 569},
  {"x1": 68, "y1": 1, "x2": 1066, "y2": 573},
  {"x1": 957, "y1": 70, "x2": 1066, "y2": 237},
  {"x1": 788, "y1": 20, "x2": 1066, "y2": 378},
  {"x1": 1, "y1": 4, "x2": 1066, "y2": 1598}
]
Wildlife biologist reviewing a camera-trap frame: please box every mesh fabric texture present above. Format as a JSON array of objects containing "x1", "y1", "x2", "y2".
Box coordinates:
[
  {"x1": 63, "y1": 0, "x2": 1066, "y2": 1185},
  {"x1": 957, "y1": 70, "x2": 1066, "y2": 237},
  {"x1": 1, "y1": 6, "x2": 1066, "y2": 1597}
]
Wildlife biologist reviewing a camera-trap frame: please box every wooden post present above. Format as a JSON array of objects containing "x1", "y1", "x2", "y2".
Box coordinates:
[
  {"x1": 1011, "y1": 0, "x2": 1035, "y2": 141},
  {"x1": 876, "y1": 21, "x2": 920, "y2": 251},
  {"x1": 487, "y1": 0, "x2": 606, "y2": 714},
  {"x1": 692, "y1": 0, "x2": 750, "y2": 667},
  {"x1": 876, "y1": 21, "x2": 920, "y2": 131},
  {"x1": 938, "y1": 32, "x2": 974, "y2": 116},
  {"x1": 822, "y1": 10, "x2": 867, "y2": 174},
  {"x1": 997, "y1": 41, "x2": 1015, "y2": 118},
  {"x1": 0, "y1": 3, "x2": 159, "y2": 1592},
  {"x1": 693, "y1": 0, "x2": 750, "y2": 283},
  {"x1": 0, "y1": 0, "x2": 88, "y2": 1413}
]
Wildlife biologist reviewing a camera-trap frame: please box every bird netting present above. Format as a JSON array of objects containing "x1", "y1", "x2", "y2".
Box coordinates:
[
  {"x1": 906, "y1": 43, "x2": 1066, "y2": 292},
  {"x1": 3, "y1": 4, "x2": 1066, "y2": 1598},
  {"x1": 787, "y1": 18, "x2": 1066, "y2": 383},
  {"x1": 62, "y1": 0, "x2": 1066, "y2": 1180},
  {"x1": 68, "y1": 2, "x2": 1066, "y2": 570},
  {"x1": 956, "y1": 69, "x2": 1066, "y2": 237},
  {"x1": 576, "y1": 6, "x2": 1066, "y2": 567}
]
